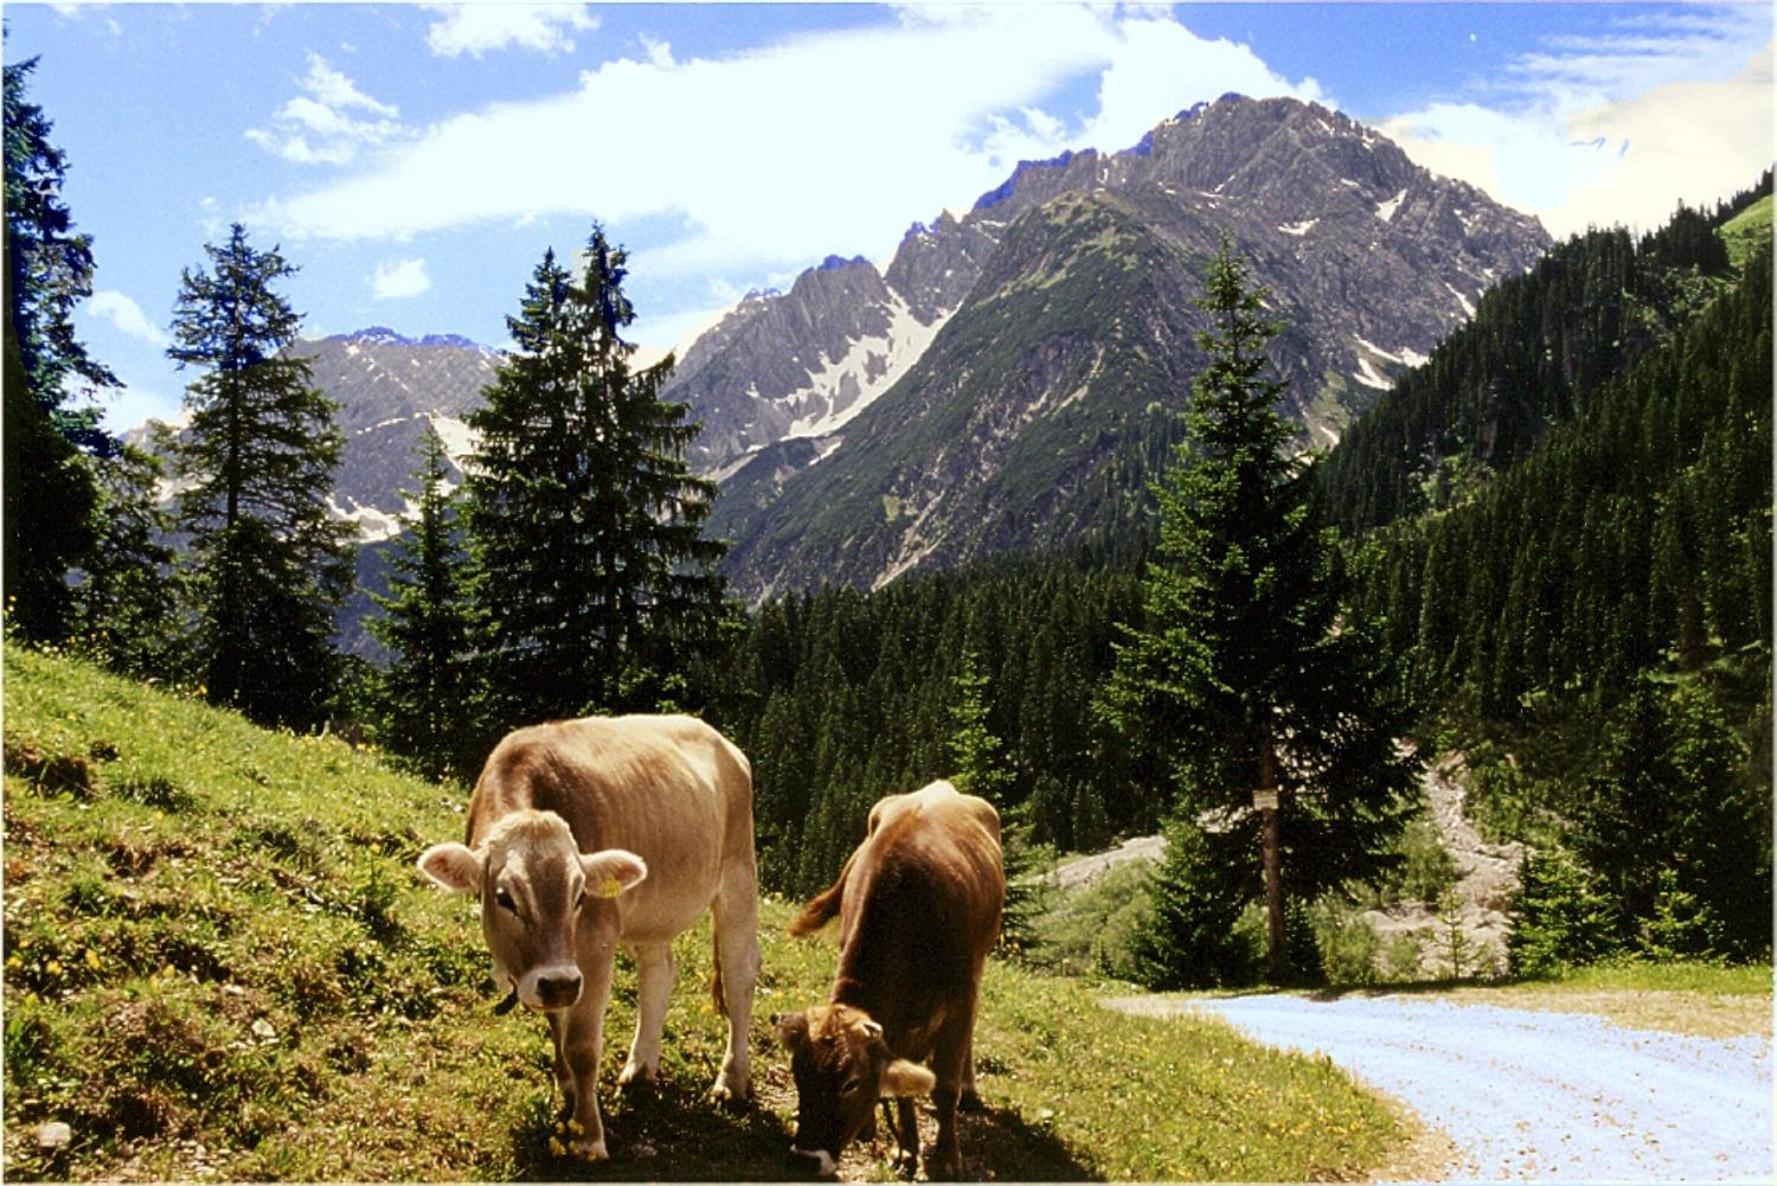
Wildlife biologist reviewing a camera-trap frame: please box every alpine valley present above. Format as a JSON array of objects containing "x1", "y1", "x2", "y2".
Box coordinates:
[{"x1": 175, "y1": 94, "x2": 1552, "y2": 625}]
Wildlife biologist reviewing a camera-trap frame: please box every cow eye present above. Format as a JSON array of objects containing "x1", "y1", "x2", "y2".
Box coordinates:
[
  {"x1": 841, "y1": 1078, "x2": 863, "y2": 1094},
  {"x1": 494, "y1": 888, "x2": 517, "y2": 912}
]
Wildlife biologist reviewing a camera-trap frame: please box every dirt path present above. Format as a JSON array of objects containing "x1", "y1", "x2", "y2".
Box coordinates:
[{"x1": 1106, "y1": 992, "x2": 1773, "y2": 1181}]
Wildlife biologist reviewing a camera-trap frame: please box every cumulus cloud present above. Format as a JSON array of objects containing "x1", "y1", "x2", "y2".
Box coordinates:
[
  {"x1": 1383, "y1": 9, "x2": 1773, "y2": 236},
  {"x1": 248, "y1": 5, "x2": 1318, "y2": 278},
  {"x1": 424, "y1": 4, "x2": 597, "y2": 59},
  {"x1": 371, "y1": 257, "x2": 432, "y2": 300},
  {"x1": 247, "y1": 52, "x2": 406, "y2": 167},
  {"x1": 84, "y1": 290, "x2": 169, "y2": 348}
]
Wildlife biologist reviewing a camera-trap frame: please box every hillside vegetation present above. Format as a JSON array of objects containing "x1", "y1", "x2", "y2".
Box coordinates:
[{"x1": 3, "y1": 645, "x2": 1411, "y2": 1182}]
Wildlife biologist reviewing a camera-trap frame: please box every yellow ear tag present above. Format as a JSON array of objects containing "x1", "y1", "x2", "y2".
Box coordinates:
[{"x1": 598, "y1": 876, "x2": 625, "y2": 899}]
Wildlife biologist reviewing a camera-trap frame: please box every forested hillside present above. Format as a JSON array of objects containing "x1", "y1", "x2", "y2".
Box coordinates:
[
  {"x1": 711, "y1": 194, "x2": 1774, "y2": 977},
  {"x1": 1318, "y1": 171, "x2": 1771, "y2": 533},
  {"x1": 707, "y1": 545, "x2": 1149, "y2": 893}
]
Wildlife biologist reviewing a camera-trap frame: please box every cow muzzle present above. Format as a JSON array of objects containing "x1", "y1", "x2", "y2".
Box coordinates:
[
  {"x1": 788, "y1": 1145, "x2": 837, "y2": 1178},
  {"x1": 520, "y1": 965, "x2": 584, "y2": 1011}
]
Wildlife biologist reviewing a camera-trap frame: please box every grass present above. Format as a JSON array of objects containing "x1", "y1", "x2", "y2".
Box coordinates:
[
  {"x1": 4, "y1": 643, "x2": 1410, "y2": 1181},
  {"x1": 1291, "y1": 960, "x2": 1771, "y2": 1041},
  {"x1": 1719, "y1": 193, "x2": 1772, "y2": 270}
]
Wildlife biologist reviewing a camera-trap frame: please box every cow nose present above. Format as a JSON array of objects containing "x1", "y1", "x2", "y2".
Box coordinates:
[
  {"x1": 788, "y1": 1145, "x2": 837, "y2": 1178},
  {"x1": 536, "y1": 971, "x2": 582, "y2": 1008}
]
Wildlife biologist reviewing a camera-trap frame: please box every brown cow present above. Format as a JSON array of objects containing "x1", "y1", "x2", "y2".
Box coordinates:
[
  {"x1": 417, "y1": 715, "x2": 760, "y2": 1161},
  {"x1": 776, "y1": 780, "x2": 1003, "y2": 1179}
]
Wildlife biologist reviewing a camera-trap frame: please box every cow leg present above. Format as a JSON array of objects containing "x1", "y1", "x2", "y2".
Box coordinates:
[
  {"x1": 708, "y1": 877, "x2": 761, "y2": 1103},
  {"x1": 618, "y1": 941, "x2": 674, "y2": 1089},
  {"x1": 561, "y1": 939, "x2": 617, "y2": 1160},
  {"x1": 547, "y1": 1011, "x2": 576, "y2": 1119},
  {"x1": 926, "y1": 1004, "x2": 977, "y2": 1180},
  {"x1": 892, "y1": 1097, "x2": 920, "y2": 1177},
  {"x1": 959, "y1": 1039, "x2": 984, "y2": 1112}
]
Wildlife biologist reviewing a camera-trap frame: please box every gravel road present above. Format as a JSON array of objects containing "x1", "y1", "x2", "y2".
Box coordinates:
[{"x1": 1106, "y1": 993, "x2": 1773, "y2": 1182}]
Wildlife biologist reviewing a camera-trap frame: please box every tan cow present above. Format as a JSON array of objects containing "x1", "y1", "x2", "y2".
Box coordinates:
[
  {"x1": 418, "y1": 715, "x2": 760, "y2": 1160},
  {"x1": 777, "y1": 780, "x2": 1003, "y2": 1179}
]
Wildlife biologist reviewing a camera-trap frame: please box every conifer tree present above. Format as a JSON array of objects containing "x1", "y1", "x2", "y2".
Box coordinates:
[
  {"x1": 70, "y1": 441, "x2": 185, "y2": 679},
  {"x1": 369, "y1": 426, "x2": 476, "y2": 781},
  {"x1": 948, "y1": 648, "x2": 1040, "y2": 953},
  {"x1": 3, "y1": 54, "x2": 115, "y2": 640},
  {"x1": 465, "y1": 225, "x2": 725, "y2": 725},
  {"x1": 1103, "y1": 239, "x2": 1418, "y2": 983},
  {"x1": 168, "y1": 223, "x2": 351, "y2": 729}
]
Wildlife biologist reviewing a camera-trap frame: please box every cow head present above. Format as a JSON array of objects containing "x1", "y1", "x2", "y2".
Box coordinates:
[
  {"x1": 417, "y1": 810, "x2": 646, "y2": 1012},
  {"x1": 774, "y1": 1004, "x2": 935, "y2": 1176}
]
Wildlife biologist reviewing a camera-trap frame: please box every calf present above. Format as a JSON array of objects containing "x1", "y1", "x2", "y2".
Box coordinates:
[
  {"x1": 418, "y1": 715, "x2": 761, "y2": 1160},
  {"x1": 777, "y1": 781, "x2": 1003, "y2": 1179}
]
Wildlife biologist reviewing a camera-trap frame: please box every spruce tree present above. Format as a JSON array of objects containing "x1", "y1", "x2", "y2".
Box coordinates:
[
  {"x1": 948, "y1": 648, "x2": 1039, "y2": 953},
  {"x1": 3, "y1": 55, "x2": 115, "y2": 640},
  {"x1": 369, "y1": 426, "x2": 476, "y2": 781},
  {"x1": 465, "y1": 225, "x2": 726, "y2": 725},
  {"x1": 1102, "y1": 238, "x2": 1418, "y2": 984},
  {"x1": 168, "y1": 223, "x2": 351, "y2": 729},
  {"x1": 70, "y1": 441, "x2": 185, "y2": 679}
]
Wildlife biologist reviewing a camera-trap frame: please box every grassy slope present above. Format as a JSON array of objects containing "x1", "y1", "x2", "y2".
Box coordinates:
[
  {"x1": 1720, "y1": 194, "x2": 1772, "y2": 269},
  {"x1": 4, "y1": 645, "x2": 1406, "y2": 1182}
]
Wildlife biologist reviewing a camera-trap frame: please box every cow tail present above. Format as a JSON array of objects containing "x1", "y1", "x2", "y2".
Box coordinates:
[
  {"x1": 710, "y1": 930, "x2": 728, "y2": 1019},
  {"x1": 789, "y1": 854, "x2": 853, "y2": 938}
]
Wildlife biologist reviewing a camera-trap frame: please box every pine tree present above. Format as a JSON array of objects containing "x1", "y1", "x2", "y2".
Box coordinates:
[
  {"x1": 369, "y1": 426, "x2": 477, "y2": 781},
  {"x1": 465, "y1": 225, "x2": 726, "y2": 724},
  {"x1": 1103, "y1": 238, "x2": 1419, "y2": 983},
  {"x1": 3, "y1": 54, "x2": 115, "y2": 640},
  {"x1": 69, "y1": 440, "x2": 185, "y2": 679},
  {"x1": 168, "y1": 223, "x2": 351, "y2": 729}
]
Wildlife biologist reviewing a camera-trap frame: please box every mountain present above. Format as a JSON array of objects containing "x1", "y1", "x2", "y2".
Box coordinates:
[
  {"x1": 678, "y1": 95, "x2": 1550, "y2": 599},
  {"x1": 132, "y1": 328, "x2": 501, "y2": 544}
]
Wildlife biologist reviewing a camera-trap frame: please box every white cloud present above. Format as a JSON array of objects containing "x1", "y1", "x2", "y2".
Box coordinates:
[
  {"x1": 84, "y1": 290, "x2": 169, "y2": 348},
  {"x1": 372, "y1": 257, "x2": 432, "y2": 300},
  {"x1": 247, "y1": 52, "x2": 406, "y2": 167},
  {"x1": 1383, "y1": 9, "x2": 1773, "y2": 237},
  {"x1": 424, "y1": 4, "x2": 597, "y2": 59},
  {"x1": 249, "y1": 5, "x2": 1318, "y2": 279}
]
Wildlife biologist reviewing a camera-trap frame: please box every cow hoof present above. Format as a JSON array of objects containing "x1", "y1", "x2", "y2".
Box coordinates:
[
  {"x1": 709, "y1": 1072, "x2": 750, "y2": 1107},
  {"x1": 617, "y1": 1061, "x2": 658, "y2": 1092},
  {"x1": 892, "y1": 1148, "x2": 918, "y2": 1179},
  {"x1": 927, "y1": 1156, "x2": 962, "y2": 1182},
  {"x1": 569, "y1": 1137, "x2": 609, "y2": 1162},
  {"x1": 959, "y1": 1090, "x2": 986, "y2": 1113}
]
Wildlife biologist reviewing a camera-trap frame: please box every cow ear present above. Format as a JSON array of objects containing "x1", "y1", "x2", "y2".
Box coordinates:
[
  {"x1": 879, "y1": 1059, "x2": 936, "y2": 1098},
  {"x1": 776, "y1": 1011, "x2": 811, "y2": 1052},
  {"x1": 581, "y1": 849, "x2": 647, "y2": 898},
  {"x1": 418, "y1": 843, "x2": 481, "y2": 894}
]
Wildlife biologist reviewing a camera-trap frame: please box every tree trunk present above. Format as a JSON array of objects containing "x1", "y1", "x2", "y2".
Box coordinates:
[{"x1": 1259, "y1": 732, "x2": 1284, "y2": 981}]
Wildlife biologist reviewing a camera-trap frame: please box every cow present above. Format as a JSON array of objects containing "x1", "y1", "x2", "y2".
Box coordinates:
[
  {"x1": 776, "y1": 780, "x2": 1003, "y2": 1180},
  {"x1": 417, "y1": 715, "x2": 761, "y2": 1161}
]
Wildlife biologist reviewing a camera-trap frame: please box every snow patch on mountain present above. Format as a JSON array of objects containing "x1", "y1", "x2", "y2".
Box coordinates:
[
  {"x1": 1279, "y1": 218, "x2": 1318, "y2": 237},
  {"x1": 1444, "y1": 281, "x2": 1478, "y2": 318},
  {"x1": 1353, "y1": 356, "x2": 1393, "y2": 391},
  {"x1": 1376, "y1": 188, "x2": 1408, "y2": 222},
  {"x1": 328, "y1": 494, "x2": 405, "y2": 543},
  {"x1": 425, "y1": 412, "x2": 477, "y2": 465},
  {"x1": 781, "y1": 296, "x2": 948, "y2": 442}
]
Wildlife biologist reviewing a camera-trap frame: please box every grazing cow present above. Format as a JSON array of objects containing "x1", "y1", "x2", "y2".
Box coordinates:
[
  {"x1": 777, "y1": 780, "x2": 1003, "y2": 1179},
  {"x1": 417, "y1": 715, "x2": 760, "y2": 1161}
]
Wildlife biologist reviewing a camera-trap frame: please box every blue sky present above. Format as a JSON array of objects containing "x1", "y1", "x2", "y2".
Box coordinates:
[{"x1": 8, "y1": 2, "x2": 1772, "y2": 432}]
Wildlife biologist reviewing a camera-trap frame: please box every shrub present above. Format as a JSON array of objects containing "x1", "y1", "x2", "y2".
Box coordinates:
[
  {"x1": 1031, "y1": 859, "x2": 1154, "y2": 981},
  {"x1": 1311, "y1": 898, "x2": 1382, "y2": 986},
  {"x1": 1133, "y1": 817, "x2": 1259, "y2": 989},
  {"x1": 1506, "y1": 845, "x2": 1621, "y2": 976}
]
